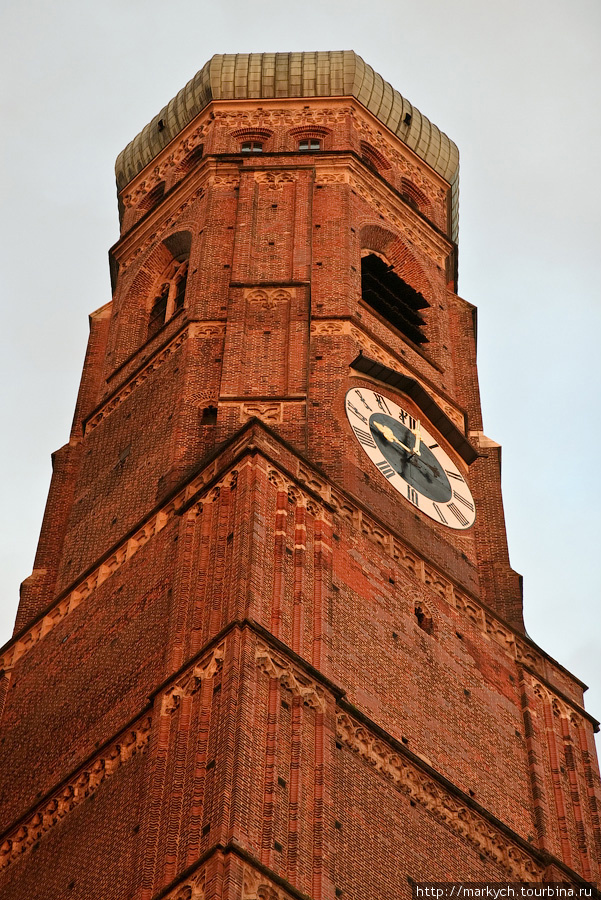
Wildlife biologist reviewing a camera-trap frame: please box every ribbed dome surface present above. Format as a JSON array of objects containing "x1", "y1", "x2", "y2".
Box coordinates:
[{"x1": 115, "y1": 52, "x2": 459, "y2": 238}]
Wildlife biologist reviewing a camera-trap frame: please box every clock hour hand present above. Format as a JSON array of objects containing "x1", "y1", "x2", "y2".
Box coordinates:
[{"x1": 373, "y1": 422, "x2": 413, "y2": 454}]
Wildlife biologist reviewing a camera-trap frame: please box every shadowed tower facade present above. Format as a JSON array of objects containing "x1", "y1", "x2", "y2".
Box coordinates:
[{"x1": 1, "y1": 52, "x2": 599, "y2": 900}]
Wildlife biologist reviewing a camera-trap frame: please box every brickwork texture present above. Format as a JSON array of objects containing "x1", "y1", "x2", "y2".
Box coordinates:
[{"x1": 1, "y1": 53, "x2": 599, "y2": 900}]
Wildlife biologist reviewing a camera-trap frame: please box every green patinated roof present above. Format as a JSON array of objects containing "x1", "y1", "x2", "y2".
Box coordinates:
[{"x1": 116, "y1": 51, "x2": 459, "y2": 239}]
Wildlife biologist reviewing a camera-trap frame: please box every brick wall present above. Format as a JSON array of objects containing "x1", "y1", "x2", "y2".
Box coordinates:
[{"x1": 2, "y1": 95, "x2": 599, "y2": 899}]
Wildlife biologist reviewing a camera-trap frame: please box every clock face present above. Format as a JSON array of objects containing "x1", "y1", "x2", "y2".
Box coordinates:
[{"x1": 345, "y1": 387, "x2": 476, "y2": 530}]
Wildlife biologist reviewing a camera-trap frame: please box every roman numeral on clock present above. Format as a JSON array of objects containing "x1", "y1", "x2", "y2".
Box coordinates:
[
  {"x1": 354, "y1": 390, "x2": 372, "y2": 412},
  {"x1": 453, "y1": 490, "x2": 474, "y2": 512},
  {"x1": 447, "y1": 503, "x2": 469, "y2": 526},
  {"x1": 433, "y1": 503, "x2": 448, "y2": 524},
  {"x1": 407, "y1": 486, "x2": 420, "y2": 507},
  {"x1": 374, "y1": 393, "x2": 391, "y2": 414},
  {"x1": 353, "y1": 426, "x2": 377, "y2": 448},
  {"x1": 397, "y1": 409, "x2": 416, "y2": 430},
  {"x1": 375, "y1": 459, "x2": 395, "y2": 479},
  {"x1": 445, "y1": 469, "x2": 464, "y2": 482},
  {"x1": 347, "y1": 401, "x2": 368, "y2": 424}
]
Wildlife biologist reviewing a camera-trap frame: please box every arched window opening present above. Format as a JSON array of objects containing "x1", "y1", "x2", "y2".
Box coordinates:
[
  {"x1": 241, "y1": 141, "x2": 263, "y2": 154},
  {"x1": 138, "y1": 181, "x2": 165, "y2": 213},
  {"x1": 173, "y1": 266, "x2": 187, "y2": 313},
  {"x1": 148, "y1": 258, "x2": 189, "y2": 337},
  {"x1": 148, "y1": 283, "x2": 169, "y2": 335},
  {"x1": 179, "y1": 144, "x2": 204, "y2": 173},
  {"x1": 361, "y1": 253, "x2": 429, "y2": 345},
  {"x1": 201, "y1": 405, "x2": 217, "y2": 425},
  {"x1": 299, "y1": 139, "x2": 321, "y2": 151},
  {"x1": 414, "y1": 603, "x2": 434, "y2": 635},
  {"x1": 289, "y1": 126, "x2": 329, "y2": 153},
  {"x1": 360, "y1": 142, "x2": 390, "y2": 175},
  {"x1": 400, "y1": 178, "x2": 431, "y2": 217}
]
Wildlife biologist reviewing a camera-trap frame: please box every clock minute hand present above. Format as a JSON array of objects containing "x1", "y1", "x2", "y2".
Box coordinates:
[{"x1": 411, "y1": 419, "x2": 421, "y2": 456}]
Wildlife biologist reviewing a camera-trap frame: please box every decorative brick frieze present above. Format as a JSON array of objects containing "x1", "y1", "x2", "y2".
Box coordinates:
[
  {"x1": 157, "y1": 860, "x2": 300, "y2": 900},
  {"x1": 240, "y1": 402, "x2": 284, "y2": 425},
  {"x1": 161, "y1": 644, "x2": 225, "y2": 715},
  {"x1": 122, "y1": 121, "x2": 212, "y2": 208},
  {"x1": 210, "y1": 173, "x2": 241, "y2": 189},
  {"x1": 254, "y1": 172, "x2": 297, "y2": 190},
  {"x1": 255, "y1": 641, "x2": 326, "y2": 712},
  {"x1": 218, "y1": 399, "x2": 307, "y2": 427},
  {"x1": 242, "y1": 863, "x2": 290, "y2": 900},
  {"x1": 0, "y1": 715, "x2": 152, "y2": 872},
  {"x1": 314, "y1": 172, "x2": 347, "y2": 185},
  {"x1": 123, "y1": 165, "x2": 166, "y2": 208},
  {"x1": 336, "y1": 710, "x2": 543, "y2": 881},
  {"x1": 161, "y1": 871, "x2": 206, "y2": 900},
  {"x1": 0, "y1": 465, "x2": 241, "y2": 675},
  {"x1": 244, "y1": 287, "x2": 294, "y2": 308},
  {"x1": 119, "y1": 185, "x2": 207, "y2": 272},
  {"x1": 212, "y1": 107, "x2": 351, "y2": 131}
]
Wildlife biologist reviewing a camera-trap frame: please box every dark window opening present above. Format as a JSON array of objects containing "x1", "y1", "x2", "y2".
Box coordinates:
[
  {"x1": 148, "y1": 284, "x2": 169, "y2": 335},
  {"x1": 362, "y1": 152, "x2": 379, "y2": 173},
  {"x1": 241, "y1": 141, "x2": 263, "y2": 154},
  {"x1": 415, "y1": 604, "x2": 434, "y2": 635},
  {"x1": 148, "y1": 258, "x2": 189, "y2": 337},
  {"x1": 361, "y1": 254, "x2": 429, "y2": 344},
  {"x1": 174, "y1": 270, "x2": 187, "y2": 312},
  {"x1": 299, "y1": 139, "x2": 321, "y2": 151},
  {"x1": 201, "y1": 405, "x2": 217, "y2": 425}
]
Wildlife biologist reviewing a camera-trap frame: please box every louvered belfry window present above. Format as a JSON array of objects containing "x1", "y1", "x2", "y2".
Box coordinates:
[{"x1": 361, "y1": 254, "x2": 429, "y2": 345}]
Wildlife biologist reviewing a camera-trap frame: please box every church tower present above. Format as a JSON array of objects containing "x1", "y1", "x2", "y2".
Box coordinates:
[{"x1": 1, "y1": 52, "x2": 599, "y2": 899}]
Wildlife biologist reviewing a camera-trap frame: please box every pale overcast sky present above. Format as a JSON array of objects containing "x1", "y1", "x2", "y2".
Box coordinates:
[{"x1": 1, "y1": 1, "x2": 599, "y2": 742}]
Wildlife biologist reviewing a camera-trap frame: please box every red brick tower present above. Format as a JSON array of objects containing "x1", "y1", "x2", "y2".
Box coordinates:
[{"x1": 1, "y1": 52, "x2": 599, "y2": 900}]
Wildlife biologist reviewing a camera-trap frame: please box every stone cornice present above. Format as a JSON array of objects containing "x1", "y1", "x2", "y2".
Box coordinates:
[
  {"x1": 115, "y1": 51, "x2": 459, "y2": 196},
  {"x1": 0, "y1": 713, "x2": 152, "y2": 872},
  {"x1": 1, "y1": 423, "x2": 593, "y2": 734},
  {"x1": 335, "y1": 706, "x2": 594, "y2": 886},
  {"x1": 0, "y1": 621, "x2": 592, "y2": 885}
]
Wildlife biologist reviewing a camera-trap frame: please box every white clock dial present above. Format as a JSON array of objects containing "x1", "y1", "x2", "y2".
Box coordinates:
[{"x1": 345, "y1": 387, "x2": 476, "y2": 530}]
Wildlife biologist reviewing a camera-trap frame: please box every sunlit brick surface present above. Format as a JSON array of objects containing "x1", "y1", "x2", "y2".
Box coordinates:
[{"x1": 1, "y1": 57, "x2": 599, "y2": 899}]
